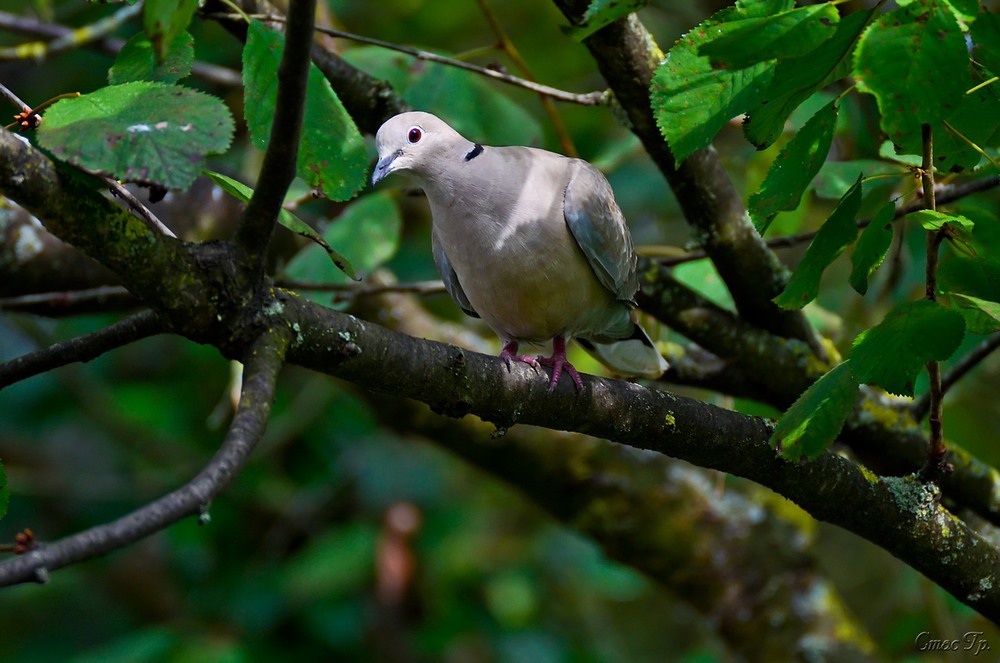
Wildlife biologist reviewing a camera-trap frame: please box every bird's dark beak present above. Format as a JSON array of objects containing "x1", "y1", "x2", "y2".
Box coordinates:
[{"x1": 371, "y1": 150, "x2": 402, "y2": 187}]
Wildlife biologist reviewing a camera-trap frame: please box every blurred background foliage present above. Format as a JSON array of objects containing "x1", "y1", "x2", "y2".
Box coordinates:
[{"x1": 1, "y1": 0, "x2": 999, "y2": 660}]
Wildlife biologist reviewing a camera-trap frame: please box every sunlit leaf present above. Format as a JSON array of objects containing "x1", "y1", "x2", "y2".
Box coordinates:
[
  {"x1": 204, "y1": 170, "x2": 357, "y2": 280},
  {"x1": 243, "y1": 21, "x2": 367, "y2": 201},
  {"x1": 774, "y1": 174, "x2": 862, "y2": 309},
  {"x1": 849, "y1": 201, "x2": 895, "y2": 295},
  {"x1": 851, "y1": 300, "x2": 966, "y2": 396},
  {"x1": 650, "y1": 0, "x2": 790, "y2": 165},
  {"x1": 109, "y1": 31, "x2": 193, "y2": 84},
  {"x1": 907, "y1": 209, "x2": 975, "y2": 232},
  {"x1": 37, "y1": 82, "x2": 234, "y2": 190},
  {"x1": 750, "y1": 99, "x2": 839, "y2": 234}
]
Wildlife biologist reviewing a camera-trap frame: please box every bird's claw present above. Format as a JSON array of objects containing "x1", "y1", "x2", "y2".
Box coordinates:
[
  {"x1": 538, "y1": 354, "x2": 584, "y2": 393},
  {"x1": 500, "y1": 345, "x2": 540, "y2": 373}
]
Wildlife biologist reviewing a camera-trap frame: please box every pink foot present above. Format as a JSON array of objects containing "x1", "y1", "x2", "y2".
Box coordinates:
[
  {"x1": 537, "y1": 336, "x2": 584, "y2": 393},
  {"x1": 500, "y1": 341, "x2": 540, "y2": 372}
]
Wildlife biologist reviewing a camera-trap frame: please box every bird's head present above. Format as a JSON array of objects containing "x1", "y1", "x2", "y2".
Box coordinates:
[{"x1": 371, "y1": 111, "x2": 461, "y2": 187}]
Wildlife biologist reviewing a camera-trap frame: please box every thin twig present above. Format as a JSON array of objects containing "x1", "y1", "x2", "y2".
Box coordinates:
[
  {"x1": 919, "y1": 123, "x2": 950, "y2": 482},
  {"x1": 275, "y1": 278, "x2": 446, "y2": 298},
  {"x1": 913, "y1": 333, "x2": 1000, "y2": 420},
  {"x1": 207, "y1": 12, "x2": 608, "y2": 106},
  {"x1": 103, "y1": 176, "x2": 177, "y2": 238},
  {"x1": 0, "y1": 2, "x2": 142, "y2": 61},
  {"x1": 0, "y1": 286, "x2": 135, "y2": 315},
  {"x1": 0, "y1": 326, "x2": 289, "y2": 586},
  {"x1": 237, "y1": 0, "x2": 316, "y2": 276},
  {"x1": 0, "y1": 81, "x2": 28, "y2": 111},
  {"x1": 473, "y1": 0, "x2": 579, "y2": 154},
  {"x1": 0, "y1": 10, "x2": 241, "y2": 86},
  {"x1": 0, "y1": 310, "x2": 162, "y2": 390}
]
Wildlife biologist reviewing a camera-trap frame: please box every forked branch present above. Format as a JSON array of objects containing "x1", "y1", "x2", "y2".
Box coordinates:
[{"x1": 0, "y1": 326, "x2": 289, "y2": 587}]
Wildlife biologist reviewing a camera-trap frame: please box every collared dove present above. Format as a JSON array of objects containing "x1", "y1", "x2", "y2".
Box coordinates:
[{"x1": 371, "y1": 111, "x2": 667, "y2": 391}]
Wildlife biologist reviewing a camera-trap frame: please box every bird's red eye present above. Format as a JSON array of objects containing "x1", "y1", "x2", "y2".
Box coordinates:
[{"x1": 407, "y1": 127, "x2": 422, "y2": 144}]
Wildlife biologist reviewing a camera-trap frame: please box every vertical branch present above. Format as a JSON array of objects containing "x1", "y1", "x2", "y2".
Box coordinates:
[
  {"x1": 920, "y1": 123, "x2": 950, "y2": 481},
  {"x1": 236, "y1": 0, "x2": 317, "y2": 278}
]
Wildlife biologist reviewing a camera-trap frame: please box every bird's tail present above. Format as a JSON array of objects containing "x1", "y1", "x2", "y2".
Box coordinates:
[{"x1": 577, "y1": 323, "x2": 668, "y2": 379}]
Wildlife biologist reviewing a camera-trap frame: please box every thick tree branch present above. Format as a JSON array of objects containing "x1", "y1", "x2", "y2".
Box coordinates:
[
  {"x1": 280, "y1": 292, "x2": 1000, "y2": 623},
  {"x1": 0, "y1": 309, "x2": 162, "y2": 389},
  {"x1": 659, "y1": 174, "x2": 1000, "y2": 267},
  {"x1": 349, "y1": 288, "x2": 877, "y2": 659},
  {"x1": 636, "y1": 258, "x2": 829, "y2": 406},
  {"x1": 0, "y1": 325, "x2": 289, "y2": 586},
  {"x1": 236, "y1": 0, "x2": 315, "y2": 277}
]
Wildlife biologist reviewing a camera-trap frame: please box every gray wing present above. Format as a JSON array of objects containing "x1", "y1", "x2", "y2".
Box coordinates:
[
  {"x1": 431, "y1": 228, "x2": 479, "y2": 318},
  {"x1": 563, "y1": 160, "x2": 638, "y2": 305}
]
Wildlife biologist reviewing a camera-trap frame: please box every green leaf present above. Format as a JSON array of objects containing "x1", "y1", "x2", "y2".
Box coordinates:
[
  {"x1": 770, "y1": 362, "x2": 859, "y2": 460},
  {"x1": 204, "y1": 170, "x2": 357, "y2": 280},
  {"x1": 907, "y1": 209, "x2": 975, "y2": 232},
  {"x1": 849, "y1": 201, "x2": 895, "y2": 295},
  {"x1": 37, "y1": 82, "x2": 234, "y2": 190},
  {"x1": 774, "y1": 174, "x2": 862, "y2": 309},
  {"x1": 243, "y1": 21, "x2": 367, "y2": 201},
  {"x1": 108, "y1": 31, "x2": 194, "y2": 85},
  {"x1": 650, "y1": 0, "x2": 791, "y2": 165},
  {"x1": 749, "y1": 99, "x2": 839, "y2": 234},
  {"x1": 564, "y1": 0, "x2": 648, "y2": 41},
  {"x1": 143, "y1": 0, "x2": 198, "y2": 61},
  {"x1": 283, "y1": 192, "x2": 402, "y2": 308},
  {"x1": 851, "y1": 300, "x2": 966, "y2": 395},
  {"x1": 854, "y1": 2, "x2": 972, "y2": 154},
  {"x1": 971, "y1": 12, "x2": 1000, "y2": 76},
  {"x1": 950, "y1": 293, "x2": 1000, "y2": 334},
  {"x1": 699, "y1": 4, "x2": 839, "y2": 67},
  {"x1": 812, "y1": 159, "x2": 905, "y2": 200},
  {"x1": 745, "y1": 8, "x2": 875, "y2": 149}
]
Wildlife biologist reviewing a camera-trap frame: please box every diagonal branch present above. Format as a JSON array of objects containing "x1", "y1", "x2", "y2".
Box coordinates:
[
  {"x1": 0, "y1": 309, "x2": 163, "y2": 389},
  {"x1": 0, "y1": 326, "x2": 289, "y2": 587},
  {"x1": 280, "y1": 292, "x2": 1000, "y2": 623},
  {"x1": 347, "y1": 286, "x2": 877, "y2": 657},
  {"x1": 236, "y1": 0, "x2": 316, "y2": 277}
]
